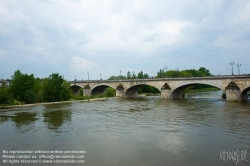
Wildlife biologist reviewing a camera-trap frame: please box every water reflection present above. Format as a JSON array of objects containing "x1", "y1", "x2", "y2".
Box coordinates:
[
  {"x1": 0, "y1": 115, "x2": 9, "y2": 124},
  {"x1": 43, "y1": 104, "x2": 72, "y2": 130},
  {"x1": 10, "y1": 112, "x2": 38, "y2": 127}
]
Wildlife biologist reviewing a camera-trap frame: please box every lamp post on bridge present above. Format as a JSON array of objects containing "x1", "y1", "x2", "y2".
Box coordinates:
[
  {"x1": 237, "y1": 62, "x2": 241, "y2": 75},
  {"x1": 87, "y1": 72, "x2": 89, "y2": 81},
  {"x1": 100, "y1": 73, "x2": 102, "y2": 80},
  {"x1": 120, "y1": 70, "x2": 122, "y2": 79},
  {"x1": 230, "y1": 60, "x2": 235, "y2": 75},
  {"x1": 74, "y1": 76, "x2": 77, "y2": 85}
]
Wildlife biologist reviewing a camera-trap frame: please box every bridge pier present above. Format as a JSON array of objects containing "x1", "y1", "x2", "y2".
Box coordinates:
[
  {"x1": 225, "y1": 81, "x2": 244, "y2": 101},
  {"x1": 116, "y1": 89, "x2": 125, "y2": 97},
  {"x1": 225, "y1": 89, "x2": 243, "y2": 101},
  {"x1": 83, "y1": 89, "x2": 91, "y2": 96},
  {"x1": 161, "y1": 89, "x2": 172, "y2": 99}
]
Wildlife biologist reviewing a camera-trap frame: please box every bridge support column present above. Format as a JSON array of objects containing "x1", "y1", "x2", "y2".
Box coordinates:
[
  {"x1": 83, "y1": 89, "x2": 91, "y2": 96},
  {"x1": 161, "y1": 89, "x2": 172, "y2": 99},
  {"x1": 116, "y1": 89, "x2": 125, "y2": 97},
  {"x1": 225, "y1": 89, "x2": 243, "y2": 101}
]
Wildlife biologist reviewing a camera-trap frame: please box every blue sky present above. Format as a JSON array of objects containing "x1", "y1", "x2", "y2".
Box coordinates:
[{"x1": 1, "y1": 0, "x2": 250, "y2": 80}]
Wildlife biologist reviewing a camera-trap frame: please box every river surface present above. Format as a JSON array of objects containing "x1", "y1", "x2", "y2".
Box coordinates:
[{"x1": 0, "y1": 90, "x2": 250, "y2": 166}]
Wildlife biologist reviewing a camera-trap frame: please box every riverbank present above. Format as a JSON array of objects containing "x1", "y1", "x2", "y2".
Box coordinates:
[
  {"x1": 0, "y1": 97, "x2": 119, "y2": 109},
  {"x1": 184, "y1": 87, "x2": 220, "y2": 93},
  {"x1": 139, "y1": 93, "x2": 160, "y2": 96}
]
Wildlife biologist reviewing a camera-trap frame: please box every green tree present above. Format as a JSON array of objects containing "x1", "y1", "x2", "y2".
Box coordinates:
[
  {"x1": 143, "y1": 73, "x2": 149, "y2": 79},
  {"x1": 61, "y1": 81, "x2": 72, "y2": 101},
  {"x1": 0, "y1": 85, "x2": 14, "y2": 105},
  {"x1": 9, "y1": 70, "x2": 36, "y2": 103},
  {"x1": 132, "y1": 73, "x2": 136, "y2": 79},
  {"x1": 199, "y1": 67, "x2": 211, "y2": 76},
  {"x1": 79, "y1": 88, "x2": 83, "y2": 96},
  {"x1": 105, "y1": 87, "x2": 116, "y2": 97},
  {"x1": 179, "y1": 71, "x2": 193, "y2": 77},
  {"x1": 24, "y1": 89, "x2": 36, "y2": 104},
  {"x1": 165, "y1": 70, "x2": 176, "y2": 78},
  {"x1": 127, "y1": 71, "x2": 131, "y2": 79},
  {"x1": 138, "y1": 85, "x2": 160, "y2": 94},
  {"x1": 185, "y1": 69, "x2": 204, "y2": 77},
  {"x1": 108, "y1": 75, "x2": 127, "y2": 80},
  {"x1": 137, "y1": 71, "x2": 144, "y2": 79},
  {"x1": 42, "y1": 73, "x2": 71, "y2": 102},
  {"x1": 156, "y1": 69, "x2": 165, "y2": 78}
]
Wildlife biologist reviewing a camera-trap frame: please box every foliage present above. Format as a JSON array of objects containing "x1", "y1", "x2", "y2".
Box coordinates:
[
  {"x1": 127, "y1": 71, "x2": 131, "y2": 79},
  {"x1": 183, "y1": 86, "x2": 219, "y2": 93},
  {"x1": 79, "y1": 88, "x2": 83, "y2": 96},
  {"x1": 105, "y1": 87, "x2": 116, "y2": 97},
  {"x1": 108, "y1": 75, "x2": 127, "y2": 80},
  {"x1": 9, "y1": 70, "x2": 35, "y2": 101},
  {"x1": 199, "y1": 67, "x2": 211, "y2": 76},
  {"x1": 138, "y1": 85, "x2": 160, "y2": 94},
  {"x1": 0, "y1": 86, "x2": 14, "y2": 105},
  {"x1": 137, "y1": 71, "x2": 149, "y2": 79},
  {"x1": 70, "y1": 94, "x2": 89, "y2": 100},
  {"x1": 157, "y1": 69, "x2": 165, "y2": 78},
  {"x1": 9, "y1": 70, "x2": 37, "y2": 103},
  {"x1": 24, "y1": 89, "x2": 36, "y2": 104},
  {"x1": 42, "y1": 73, "x2": 71, "y2": 102},
  {"x1": 90, "y1": 94, "x2": 106, "y2": 98},
  {"x1": 125, "y1": 71, "x2": 150, "y2": 79},
  {"x1": 132, "y1": 73, "x2": 136, "y2": 79},
  {"x1": 61, "y1": 81, "x2": 72, "y2": 101},
  {"x1": 162, "y1": 67, "x2": 211, "y2": 78}
]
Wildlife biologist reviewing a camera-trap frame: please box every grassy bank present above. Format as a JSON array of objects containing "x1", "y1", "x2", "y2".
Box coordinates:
[
  {"x1": 183, "y1": 87, "x2": 220, "y2": 93},
  {"x1": 139, "y1": 93, "x2": 160, "y2": 96}
]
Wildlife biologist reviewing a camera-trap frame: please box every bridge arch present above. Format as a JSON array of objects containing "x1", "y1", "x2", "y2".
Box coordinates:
[
  {"x1": 171, "y1": 83, "x2": 222, "y2": 99},
  {"x1": 125, "y1": 84, "x2": 161, "y2": 97},
  {"x1": 71, "y1": 84, "x2": 82, "y2": 94},
  {"x1": 91, "y1": 84, "x2": 116, "y2": 96},
  {"x1": 240, "y1": 87, "x2": 250, "y2": 100}
]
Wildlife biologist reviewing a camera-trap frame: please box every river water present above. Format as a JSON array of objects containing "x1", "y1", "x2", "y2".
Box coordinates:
[{"x1": 0, "y1": 90, "x2": 250, "y2": 166}]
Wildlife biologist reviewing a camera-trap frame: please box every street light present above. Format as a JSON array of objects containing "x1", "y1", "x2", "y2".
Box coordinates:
[
  {"x1": 119, "y1": 69, "x2": 122, "y2": 79},
  {"x1": 87, "y1": 72, "x2": 89, "y2": 81},
  {"x1": 237, "y1": 62, "x2": 241, "y2": 75},
  {"x1": 100, "y1": 73, "x2": 102, "y2": 80},
  {"x1": 230, "y1": 60, "x2": 235, "y2": 75}
]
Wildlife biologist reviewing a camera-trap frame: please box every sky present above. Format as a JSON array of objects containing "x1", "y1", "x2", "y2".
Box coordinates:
[{"x1": 0, "y1": 0, "x2": 250, "y2": 81}]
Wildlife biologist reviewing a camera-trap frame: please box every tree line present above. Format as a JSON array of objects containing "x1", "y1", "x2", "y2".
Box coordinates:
[
  {"x1": 156, "y1": 67, "x2": 211, "y2": 78},
  {"x1": 108, "y1": 67, "x2": 211, "y2": 80},
  {"x1": 0, "y1": 70, "x2": 72, "y2": 105}
]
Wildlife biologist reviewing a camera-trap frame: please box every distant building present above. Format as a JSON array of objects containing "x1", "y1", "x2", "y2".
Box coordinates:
[{"x1": 0, "y1": 79, "x2": 10, "y2": 87}]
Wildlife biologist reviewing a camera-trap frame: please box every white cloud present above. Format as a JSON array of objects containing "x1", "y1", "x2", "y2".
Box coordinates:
[
  {"x1": 0, "y1": 0, "x2": 250, "y2": 79},
  {"x1": 70, "y1": 56, "x2": 96, "y2": 71}
]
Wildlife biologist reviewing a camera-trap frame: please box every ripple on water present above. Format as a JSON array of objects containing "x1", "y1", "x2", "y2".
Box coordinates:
[{"x1": 0, "y1": 93, "x2": 250, "y2": 166}]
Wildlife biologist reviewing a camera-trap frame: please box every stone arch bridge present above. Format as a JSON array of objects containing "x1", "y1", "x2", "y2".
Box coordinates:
[{"x1": 70, "y1": 75, "x2": 250, "y2": 101}]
